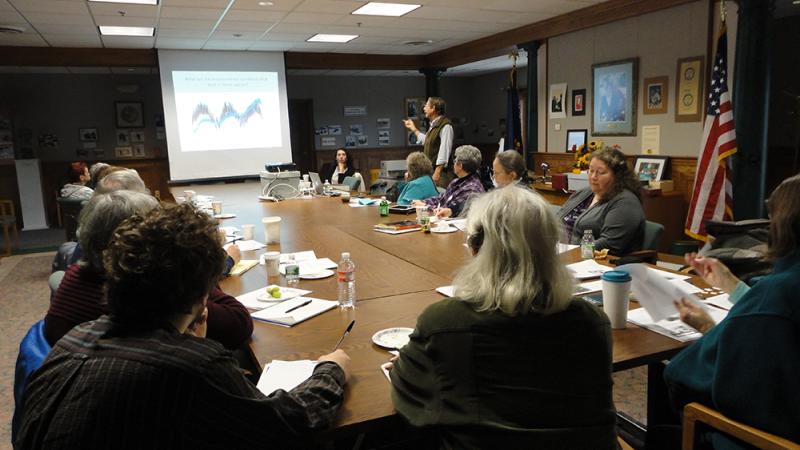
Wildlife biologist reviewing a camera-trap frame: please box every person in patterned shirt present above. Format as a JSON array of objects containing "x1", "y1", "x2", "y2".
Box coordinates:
[
  {"x1": 17, "y1": 202, "x2": 351, "y2": 450},
  {"x1": 414, "y1": 145, "x2": 485, "y2": 218}
]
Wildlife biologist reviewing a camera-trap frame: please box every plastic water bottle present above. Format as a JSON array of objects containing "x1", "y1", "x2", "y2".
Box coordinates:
[
  {"x1": 337, "y1": 252, "x2": 356, "y2": 309},
  {"x1": 379, "y1": 196, "x2": 389, "y2": 216},
  {"x1": 580, "y1": 230, "x2": 596, "y2": 259},
  {"x1": 323, "y1": 180, "x2": 332, "y2": 196},
  {"x1": 285, "y1": 254, "x2": 300, "y2": 286}
]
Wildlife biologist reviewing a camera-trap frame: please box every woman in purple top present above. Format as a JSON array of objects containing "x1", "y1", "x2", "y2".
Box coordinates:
[{"x1": 413, "y1": 145, "x2": 485, "y2": 218}]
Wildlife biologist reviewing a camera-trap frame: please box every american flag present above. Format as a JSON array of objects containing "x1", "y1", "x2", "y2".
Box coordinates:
[{"x1": 685, "y1": 26, "x2": 737, "y2": 241}]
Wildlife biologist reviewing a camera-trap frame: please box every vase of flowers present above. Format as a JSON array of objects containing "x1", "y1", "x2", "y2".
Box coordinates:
[{"x1": 573, "y1": 139, "x2": 602, "y2": 173}]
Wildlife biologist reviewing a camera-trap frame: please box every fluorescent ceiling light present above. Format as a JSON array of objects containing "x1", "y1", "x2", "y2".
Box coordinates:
[
  {"x1": 99, "y1": 26, "x2": 155, "y2": 36},
  {"x1": 90, "y1": 0, "x2": 158, "y2": 4},
  {"x1": 307, "y1": 34, "x2": 358, "y2": 43},
  {"x1": 352, "y1": 2, "x2": 421, "y2": 17}
]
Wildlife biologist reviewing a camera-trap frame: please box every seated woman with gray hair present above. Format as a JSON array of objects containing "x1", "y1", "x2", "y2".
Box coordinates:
[
  {"x1": 396, "y1": 152, "x2": 439, "y2": 205},
  {"x1": 412, "y1": 145, "x2": 485, "y2": 218},
  {"x1": 387, "y1": 187, "x2": 616, "y2": 448},
  {"x1": 44, "y1": 191, "x2": 253, "y2": 350}
]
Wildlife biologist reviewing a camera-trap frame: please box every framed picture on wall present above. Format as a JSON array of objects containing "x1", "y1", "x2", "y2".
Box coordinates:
[
  {"x1": 675, "y1": 56, "x2": 704, "y2": 122},
  {"x1": 404, "y1": 97, "x2": 428, "y2": 147},
  {"x1": 643, "y1": 76, "x2": 668, "y2": 114},
  {"x1": 115, "y1": 101, "x2": 144, "y2": 128},
  {"x1": 633, "y1": 155, "x2": 670, "y2": 181},
  {"x1": 592, "y1": 58, "x2": 638, "y2": 136},
  {"x1": 548, "y1": 83, "x2": 567, "y2": 119},
  {"x1": 79, "y1": 128, "x2": 98, "y2": 142},
  {"x1": 571, "y1": 89, "x2": 586, "y2": 116},
  {"x1": 565, "y1": 129, "x2": 587, "y2": 153}
]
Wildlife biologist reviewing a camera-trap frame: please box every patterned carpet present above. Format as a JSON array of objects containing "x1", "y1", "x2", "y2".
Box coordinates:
[
  {"x1": 0, "y1": 252, "x2": 647, "y2": 447},
  {"x1": 0, "y1": 253, "x2": 54, "y2": 450}
]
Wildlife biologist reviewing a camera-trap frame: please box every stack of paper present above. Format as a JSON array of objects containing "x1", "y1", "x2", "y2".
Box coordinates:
[
  {"x1": 566, "y1": 259, "x2": 612, "y2": 280},
  {"x1": 557, "y1": 243, "x2": 580, "y2": 254},
  {"x1": 627, "y1": 307, "x2": 728, "y2": 342},
  {"x1": 250, "y1": 297, "x2": 337, "y2": 327},
  {"x1": 257, "y1": 360, "x2": 317, "y2": 396},
  {"x1": 275, "y1": 250, "x2": 338, "y2": 276},
  {"x1": 229, "y1": 260, "x2": 258, "y2": 276}
]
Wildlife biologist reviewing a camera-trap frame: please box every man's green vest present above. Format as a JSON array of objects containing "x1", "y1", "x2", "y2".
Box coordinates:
[{"x1": 422, "y1": 116, "x2": 452, "y2": 170}]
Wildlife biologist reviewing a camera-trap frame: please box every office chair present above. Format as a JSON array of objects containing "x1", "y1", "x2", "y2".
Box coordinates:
[{"x1": 342, "y1": 175, "x2": 361, "y2": 192}]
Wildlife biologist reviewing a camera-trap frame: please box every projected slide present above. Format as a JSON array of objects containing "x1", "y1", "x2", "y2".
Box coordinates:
[{"x1": 172, "y1": 71, "x2": 281, "y2": 152}]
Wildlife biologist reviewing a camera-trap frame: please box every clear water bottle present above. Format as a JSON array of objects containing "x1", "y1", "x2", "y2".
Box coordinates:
[
  {"x1": 379, "y1": 196, "x2": 389, "y2": 216},
  {"x1": 580, "y1": 230, "x2": 596, "y2": 259},
  {"x1": 323, "y1": 179, "x2": 332, "y2": 196},
  {"x1": 337, "y1": 252, "x2": 356, "y2": 309},
  {"x1": 285, "y1": 254, "x2": 300, "y2": 286}
]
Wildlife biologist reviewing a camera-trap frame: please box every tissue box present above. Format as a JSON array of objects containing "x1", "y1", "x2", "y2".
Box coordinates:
[
  {"x1": 551, "y1": 173, "x2": 567, "y2": 190},
  {"x1": 567, "y1": 172, "x2": 589, "y2": 191}
]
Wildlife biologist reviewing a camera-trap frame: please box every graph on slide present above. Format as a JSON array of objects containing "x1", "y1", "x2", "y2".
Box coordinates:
[
  {"x1": 172, "y1": 71, "x2": 282, "y2": 151},
  {"x1": 191, "y1": 99, "x2": 263, "y2": 131}
]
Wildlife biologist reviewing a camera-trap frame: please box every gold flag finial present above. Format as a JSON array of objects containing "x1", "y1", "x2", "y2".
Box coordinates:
[{"x1": 720, "y1": 0, "x2": 727, "y2": 24}]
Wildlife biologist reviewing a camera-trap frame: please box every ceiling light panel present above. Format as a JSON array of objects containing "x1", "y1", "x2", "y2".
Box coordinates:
[
  {"x1": 307, "y1": 33, "x2": 358, "y2": 43},
  {"x1": 98, "y1": 25, "x2": 155, "y2": 36},
  {"x1": 89, "y1": 0, "x2": 159, "y2": 5},
  {"x1": 352, "y1": 2, "x2": 421, "y2": 17}
]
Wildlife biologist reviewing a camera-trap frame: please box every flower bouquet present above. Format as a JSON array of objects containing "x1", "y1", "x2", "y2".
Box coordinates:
[{"x1": 573, "y1": 139, "x2": 602, "y2": 174}]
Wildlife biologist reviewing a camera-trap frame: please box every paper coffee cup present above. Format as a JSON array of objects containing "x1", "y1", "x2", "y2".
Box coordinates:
[
  {"x1": 263, "y1": 251, "x2": 280, "y2": 276},
  {"x1": 241, "y1": 224, "x2": 255, "y2": 240},
  {"x1": 601, "y1": 270, "x2": 632, "y2": 329},
  {"x1": 261, "y1": 217, "x2": 281, "y2": 244},
  {"x1": 211, "y1": 201, "x2": 223, "y2": 215}
]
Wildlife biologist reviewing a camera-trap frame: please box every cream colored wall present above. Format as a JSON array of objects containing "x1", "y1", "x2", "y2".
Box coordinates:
[{"x1": 545, "y1": 1, "x2": 710, "y2": 156}]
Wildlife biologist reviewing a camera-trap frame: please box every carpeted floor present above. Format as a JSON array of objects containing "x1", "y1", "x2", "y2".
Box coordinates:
[
  {"x1": 0, "y1": 252, "x2": 647, "y2": 448},
  {"x1": 0, "y1": 253, "x2": 54, "y2": 450}
]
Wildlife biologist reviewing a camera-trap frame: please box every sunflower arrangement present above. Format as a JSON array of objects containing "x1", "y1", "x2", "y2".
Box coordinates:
[{"x1": 572, "y1": 139, "x2": 602, "y2": 173}]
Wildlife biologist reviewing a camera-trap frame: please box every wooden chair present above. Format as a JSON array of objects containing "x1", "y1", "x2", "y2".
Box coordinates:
[
  {"x1": 683, "y1": 402, "x2": 800, "y2": 450},
  {"x1": 0, "y1": 198, "x2": 19, "y2": 257}
]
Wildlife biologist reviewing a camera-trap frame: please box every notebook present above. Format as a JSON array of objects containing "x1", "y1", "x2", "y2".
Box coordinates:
[{"x1": 250, "y1": 297, "x2": 337, "y2": 327}]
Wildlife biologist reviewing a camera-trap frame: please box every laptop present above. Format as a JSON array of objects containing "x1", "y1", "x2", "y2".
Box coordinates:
[{"x1": 308, "y1": 172, "x2": 323, "y2": 194}]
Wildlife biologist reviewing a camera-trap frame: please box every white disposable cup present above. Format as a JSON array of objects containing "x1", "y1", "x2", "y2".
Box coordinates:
[
  {"x1": 303, "y1": 174, "x2": 310, "y2": 182},
  {"x1": 183, "y1": 190, "x2": 196, "y2": 200},
  {"x1": 211, "y1": 201, "x2": 223, "y2": 215},
  {"x1": 262, "y1": 217, "x2": 281, "y2": 244},
  {"x1": 415, "y1": 206, "x2": 429, "y2": 224},
  {"x1": 241, "y1": 224, "x2": 255, "y2": 240},
  {"x1": 263, "y1": 251, "x2": 280, "y2": 276},
  {"x1": 601, "y1": 270, "x2": 632, "y2": 329}
]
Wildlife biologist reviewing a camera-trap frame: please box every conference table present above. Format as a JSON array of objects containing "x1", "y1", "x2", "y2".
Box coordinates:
[{"x1": 173, "y1": 182, "x2": 695, "y2": 440}]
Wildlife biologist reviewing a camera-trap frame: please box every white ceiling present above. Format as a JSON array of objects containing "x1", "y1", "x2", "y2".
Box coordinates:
[{"x1": 0, "y1": 0, "x2": 601, "y2": 69}]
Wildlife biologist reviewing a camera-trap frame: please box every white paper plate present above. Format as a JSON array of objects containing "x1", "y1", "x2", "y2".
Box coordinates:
[
  {"x1": 372, "y1": 327, "x2": 414, "y2": 349},
  {"x1": 431, "y1": 226, "x2": 458, "y2": 233},
  {"x1": 214, "y1": 213, "x2": 236, "y2": 219},
  {"x1": 256, "y1": 285, "x2": 303, "y2": 302},
  {"x1": 300, "y1": 269, "x2": 334, "y2": 280}
]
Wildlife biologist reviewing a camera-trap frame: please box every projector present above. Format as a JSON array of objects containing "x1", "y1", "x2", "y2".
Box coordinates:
[{"x1": 264, "y1": 162, "x2": 298, "y2": 173}]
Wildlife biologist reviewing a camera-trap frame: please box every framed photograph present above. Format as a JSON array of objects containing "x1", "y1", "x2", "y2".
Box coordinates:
[
  {"x1": 116, "y1": 130, "x2": 130, "y2": 146},
  {"x1": 345, "y1": 135, "x2": 357, "y2": 148},
  {"x1": 571, "y1": 89, "x2": 586, "y2": 116},
  {"x1": 327, "y1": 125, "x2": 342, "y2": 136},
  {"x1": 675, "y1": 56, "x2": 704, "y2": 122},
  {"x1": 349, "y1": 124, "x2": 364, "y2": 135},
  {"x1": 133, "y1": 144, "x2": 146, "y2": 157},
  {"x1": 79, "y1": 128, "x2": 98, "y2": 142},
  {"x1": 643, "y1": 76, "x2": 668, "y2": 114},
  {"x1": 130, "y1": 130, "x2": 145, "y2": 143},
  {"x1": 404, "y1": 97, "x2": 428, "y2": 147},
  {"x1": 634, "y1": 155, "x2": 670, "y2": 182},
  {"x1": 566, "y1": 129, "x2": 587, "y2": 153},
  {"x1": 376, "y1": 118, "x2": 390, "y2": 129},
  {"x1": 115, "y1": 146, "x2": 133, "y2": 158},
  {"x1": 115, "y1": 102, "x2": 144, "y2": 128},
  {"x1": 592, "y1": 58, "x2": 639, "y2": 136},
  {"x1": 549, "y1": 83, "x2": 567, "y2": 119}
]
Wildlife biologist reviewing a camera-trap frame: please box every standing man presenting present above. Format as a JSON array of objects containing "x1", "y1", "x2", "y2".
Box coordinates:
[{"x1": 404, "y1": 97, "x2": 454, "y2": 187}]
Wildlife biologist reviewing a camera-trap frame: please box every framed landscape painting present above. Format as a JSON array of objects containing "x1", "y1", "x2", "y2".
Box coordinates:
[{"x1": 592, "y1": 58, "x2": 638, "y2": 136}]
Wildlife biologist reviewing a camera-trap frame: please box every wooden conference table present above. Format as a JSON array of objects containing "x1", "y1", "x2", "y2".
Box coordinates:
[{"x1": 176, "y1": 183, "x2": 693, "y2": 438}]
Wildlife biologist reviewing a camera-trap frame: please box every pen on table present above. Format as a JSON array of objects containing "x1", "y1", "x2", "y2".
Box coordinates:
[
  {"x1": 285, "y1": 299, "x2": 312, "y2": 314},
  {"x1": 332, "y1": 320, "x2": 355, "y2": 352}
]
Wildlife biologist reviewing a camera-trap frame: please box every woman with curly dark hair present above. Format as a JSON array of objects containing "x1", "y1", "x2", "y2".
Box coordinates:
[
  {"x1": 17, "y1": 203, "x2": 351, "y2": 449},
  {"x1": 556, "y1": 146, "x2": 645, "y2": 255}
]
